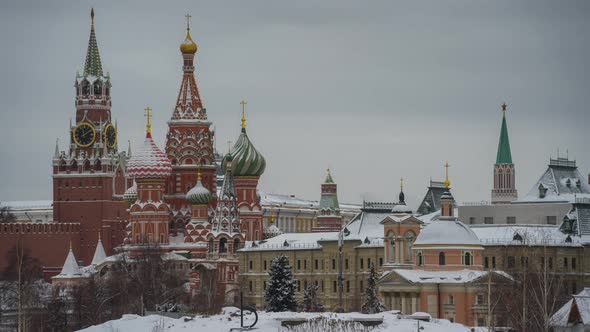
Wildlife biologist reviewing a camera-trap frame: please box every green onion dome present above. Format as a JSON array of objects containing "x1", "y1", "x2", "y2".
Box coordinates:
[
  {"x1": 186, "y1": 174, "x2": 211, "y2": 205},
  {"x1": 222, "y1": 128, "x2": 266, "y2": 177}
]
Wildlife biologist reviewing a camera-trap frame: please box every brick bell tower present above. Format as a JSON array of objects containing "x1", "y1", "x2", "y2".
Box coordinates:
[
  {"x1": 165, "y1": 15, "x2": 217, "y2": 234},
  {"x1": 52, "y1": 9, "x2": 129, "y2": 264}
]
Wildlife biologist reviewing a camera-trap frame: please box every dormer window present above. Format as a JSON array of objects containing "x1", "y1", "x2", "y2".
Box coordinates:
[
  {"x1": 513, "y1": 233, "x2": 523, "y2": 242},
  {"x1": 539, "y1": 184, "x2": 548, "y2": 199},
  {"x1": 566, "y1": 178, "x2": 572, "y2": 188},
  {"x1": 576, "y1": 179, "x2": 581, "y2": 188}
]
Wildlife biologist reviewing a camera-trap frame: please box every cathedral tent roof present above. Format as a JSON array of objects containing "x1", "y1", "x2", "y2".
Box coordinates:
[{"x1": 127, "y1": 133, "x2": 172, "y2": 179}]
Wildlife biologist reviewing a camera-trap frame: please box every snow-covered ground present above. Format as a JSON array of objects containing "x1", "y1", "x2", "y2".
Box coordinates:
[{"x1": 78, "y1": 308, "x2": 471, "y2": 332}]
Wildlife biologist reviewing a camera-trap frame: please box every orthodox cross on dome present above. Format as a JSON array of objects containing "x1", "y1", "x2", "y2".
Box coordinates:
[
  {"x1": 185, "y1": 13, "x2": 192, "y2": 30},
  {"x1": 240, "y1": 100, "x2": 247, "y2": 130},
  {"x1": 400, "y1": 177, "x2": 404, "y2": 191},
  {"x1": 144, "y1": 107, "x2": 152, "y2": 134},
  {"x1": 444, "y1": 162, "x2": 451, "y2": 188},
  {"x1": 197, "y1": 163, "x2": 202, "y2": 181}
]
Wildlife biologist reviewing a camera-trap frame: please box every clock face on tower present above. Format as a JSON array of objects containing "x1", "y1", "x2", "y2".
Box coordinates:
[
  {"x1": 73, "y1": 122, "x2": 96, "y2": 147},
  {"x1": 104, "y1": 123, "x2": 117, "y2": 148}
]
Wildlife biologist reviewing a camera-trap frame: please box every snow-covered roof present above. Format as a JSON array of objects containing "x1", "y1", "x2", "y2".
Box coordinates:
[
  {"x1": 241, "y1": 232, "x2": 330, "y2": 251},
  {"x1": 414, "y1": 219, "x2": 481, "y2": 247},
  {"x1": 54, "y1": 248, "x2": 82, "y2": 279},
  {"x1": 260, "y1": 192, "x2": 361, "y2": 212},
  {"x1": 520, "y1": 158, "x2": 590, "y2": 203},
  {"x1": 550, "y1": 288, "x2": 590, "y2": 327},
  {"x1": 389, "y1": 269, "x2": 509, "y2": 284},
  {"x1": 0, "y1": 200, "x2": 53, "y2": 210},
  {"x1": 242, "y1": 203, "x2": 399, "y2": 252},
  {"x1": 127, "y1": 133, "x2": 172, "y2": 179},
  {"x1": 471, "y1": 224, "x2": 581, "y2": 246},
  {"x1": 91, "y1": 239, "x2": 107, "y2": 265}
]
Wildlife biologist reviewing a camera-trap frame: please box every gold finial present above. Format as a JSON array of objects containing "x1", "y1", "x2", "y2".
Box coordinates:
[
  {"x1": 444, "y1": 162, "x2": 451, "y2": 188},
  {"x1": 91, "y1": 8, "x2": 95, "y2": 26},
  {"x1": 144, "y1": 107, "x2": 152, "y2": 135},
  {"x1": 240, "y1": 100, "x2": 247, "y2": 130},
  {"x1": 185, "y1": 13, "x2": 191, "y2": 31},
  {"x1": 400, "y1": 177, "x2": 404, "y2": 191},
  {"x1": 197, "y1": 164, "x2": 202, "y2": 182},
  {"x1": 98, "y1": 231, "x2": 101, "y2": 240},
  {"x1": 501, "y1": 102, "x2": 507, "y2": 116},
  {"x1": 69, "y1": 239, "x2": 73, "y2": 251}
]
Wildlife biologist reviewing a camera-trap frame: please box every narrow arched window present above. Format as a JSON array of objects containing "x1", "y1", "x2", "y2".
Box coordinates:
[
  {"x1": 233, "y1": 238, "x2": 241, "y2": 253},
  {"x1": 208, "y1": 238, "x2": 214, "y2": 253},
  {"x1": 219, "y1": 238, "x2": 228, "y2": 253},
  {"x1": 417, "y1": 252, "x2": 423, "y2": 266},
  {"x1": 439, "y1": 252, "x2": 446, "y2": 266},
  {"x1": 464, "y1": 252, "x2": 471, "y2": 266}
]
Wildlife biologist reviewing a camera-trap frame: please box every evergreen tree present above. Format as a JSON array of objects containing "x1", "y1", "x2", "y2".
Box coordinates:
[
  {"x1": 264, "y1": 255, "x2": 297, "y2": 312},
  {"x1": 361, "y1": 263, "x2": 385, "y2": 314},
  {"x1": 301, "y1": 283, "x2": 324, "y2": 312}
]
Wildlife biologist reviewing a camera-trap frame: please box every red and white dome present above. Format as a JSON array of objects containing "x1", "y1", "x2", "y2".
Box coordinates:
[{"x1": 127, "y1": 134, "x2": 172, "y2": 179}]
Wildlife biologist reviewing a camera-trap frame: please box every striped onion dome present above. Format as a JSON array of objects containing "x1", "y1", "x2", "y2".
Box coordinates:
[
  {"x1": 127, "y1": 133, "x2": 172, "y2": 179},
  {"x1": 123, "y1": 180, "x2": 138, "y2": 205},
  {"x1": 186, "y1": 176, "x2": 211, "y2": 205},
  {"x1": 223, "y1": 128, "x2": 266, "y2": 177}
]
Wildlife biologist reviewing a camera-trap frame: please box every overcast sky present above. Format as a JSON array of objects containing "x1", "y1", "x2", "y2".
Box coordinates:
[{"x1": 1, "y1": 0, "x2": 589, "y2": 208}]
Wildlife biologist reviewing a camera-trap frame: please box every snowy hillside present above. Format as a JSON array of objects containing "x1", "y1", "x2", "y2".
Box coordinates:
[{"x1": 78, "y1": 308, "x2": 470, "y2": 332}]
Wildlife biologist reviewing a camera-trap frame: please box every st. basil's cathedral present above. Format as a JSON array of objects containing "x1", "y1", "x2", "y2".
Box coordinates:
[{"x1": 1, "y1": 10, "x2": 267, "y2": 303}]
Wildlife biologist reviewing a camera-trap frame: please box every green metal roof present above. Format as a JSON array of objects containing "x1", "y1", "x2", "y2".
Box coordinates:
[
  {"x1": 496, "y1": 113, "x2": 513, "y2": 164},
  {"x1": 83, "y1": 14, "x2": 103, "y2": 77}
]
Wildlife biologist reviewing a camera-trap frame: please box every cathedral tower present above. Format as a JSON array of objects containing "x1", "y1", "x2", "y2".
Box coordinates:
[
  {"x1": 52, "y1": 9, "x2": 128, "y2": 264},
  {"x1": 165, "y1": 15, "x2": 216, "y2": 234},
  {"x1": 224, "y1": 103, "x2": 266, "y2": 241},
  {"x1": 491, "y1": 103, "x2": 518, "y2": 204},
  {"x1": 125, "y1": 109, "x2": 173, "y2": 245}
]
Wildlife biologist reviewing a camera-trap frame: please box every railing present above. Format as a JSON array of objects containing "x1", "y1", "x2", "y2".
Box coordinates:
[
  {"x1": 480, "y1": 238, "x2": 579, "y2": 246},
  {"x1": 206, "y1": 253, "x2": 239, "y2": 260},
  {"x1": 243, "y1": 243, "x2": 322, "y2": 251},
  {"x1": 575, "y1": 197, "x2": 590, "y2": 204},
  {"x1": 460, "y1": 201, "x2": 491, "y2": 206}
]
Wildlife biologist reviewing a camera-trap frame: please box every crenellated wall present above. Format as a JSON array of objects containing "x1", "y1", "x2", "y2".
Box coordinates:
[{"x1": 0, "y1": 222, "x2": 81, "y2": 274}]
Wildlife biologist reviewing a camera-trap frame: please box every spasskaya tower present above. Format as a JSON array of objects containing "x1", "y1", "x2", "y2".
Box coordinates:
[{"x1": 52, "y1": 9, "x2": 129, "y2": 264}]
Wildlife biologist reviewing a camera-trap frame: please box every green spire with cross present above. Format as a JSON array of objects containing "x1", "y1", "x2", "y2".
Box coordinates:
[
  {"x1": 83, "y1": 8, "x2": 103, "y2": 77},
  {"x1": 496, "y1": 103, "x2": 513, "y2": 164}
]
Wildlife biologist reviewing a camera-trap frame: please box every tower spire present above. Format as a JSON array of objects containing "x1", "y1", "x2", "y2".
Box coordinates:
[
  {"x1": 83, "y1": 8, "x2": 103, "y2": 77},
  {"x1": 144, "y1": 106, "x2": 152, "y2": 137},
  {"x1": 496, "y1": 103, "x2": 513, "y2": 164},
  {"x1": 444, "y1": 162, "x2": 451, "y2": 188},
  {"x1": 240, "y1": 100, "x2": 247, "y2": 132}
]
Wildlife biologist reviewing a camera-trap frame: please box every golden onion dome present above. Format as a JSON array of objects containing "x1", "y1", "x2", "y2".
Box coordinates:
[{"x1": 180, "y1": 29, "x2": 197, "y2": 54}]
